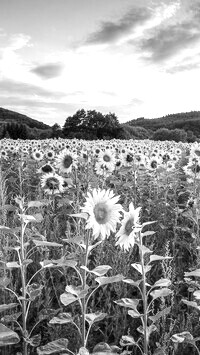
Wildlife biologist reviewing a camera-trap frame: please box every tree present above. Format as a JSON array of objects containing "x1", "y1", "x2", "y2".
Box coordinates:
[
  {"x1": 51, "y1": 123, "x2": 63, "y2": 138},
  {"x1": 63, "y1": 109, "x2": 121, "y2": 139},
  {"x1": 152, "y1": 128, "x2": 187, "y2": 142}
]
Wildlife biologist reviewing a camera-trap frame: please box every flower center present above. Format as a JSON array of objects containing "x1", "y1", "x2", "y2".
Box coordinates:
[
  {"x1": 194, "y1": 150, "x2": 200, "y2": 156},
  {"x1": 124, "y1": 218, "x2": 134, "y2": 235},
  {"x1": 126, "y1": 154, "x2": 133, "y2": 162},
  {"x1": 46, "y1": 177, "x2": 59, "y2": 190},
  {"x1": 63, "y1": 155, "x2": 73, "y2": 168},
  {"x1": 94, "y1": 202, "x2": 109, "y2": 224},
  {"x1": 151, "y1": 160, "x2": 157, "y2": 169},
  {"x1": 42, "y1": 165, "x2": 53, "y2": 173},
  {"x1": 103, "y1": 154, "x2": 111, "y2": 162},
  {"x1": 192, "y1": 164, "x2": 200, "y2": 173}
]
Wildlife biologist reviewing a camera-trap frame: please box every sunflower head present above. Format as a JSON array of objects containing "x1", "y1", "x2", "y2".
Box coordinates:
[{"x1": 81, "y1": 188, "x2": 123, "y2": 240}]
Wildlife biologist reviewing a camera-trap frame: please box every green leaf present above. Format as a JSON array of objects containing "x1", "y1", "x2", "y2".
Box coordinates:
[
  {"x1": 27, "y1": 283, "x2": 43, "y2": 301},
  {"x1": 23, "y1": 259, "x2": 33, "y2": 266},
  {"x1": 137, "y1": 244, "x2": 152, "y2": 254},
  {"x1": 40, "y1": 261, "x2": 54, "y2": 268},
  {"x1": 0, "y1": 226, "x2": 15, "y2": 234},
  {"x1": 33, "y1": 240, "x2": 63, "y2": 247},
  {"x1": 52, "y1": 257, "x2": 77, "y2": 268},
  {"x1": 171, "y1": 332, "x2": 193, "y2": 343},
  {"x1": 28, "y1": 201, "x2": 44, "y2": 208},
  {"x1": 149, "y1": 307, "x2": 171, "y2": 323},
  {"x1": 95, "y1": 274, "x2": 124, "y2": 286},
  {"x1": 185, "y1": 269, "x2": 200, "y2": 277},
  {"x1": 123, "y1": 278, "x2": 142, "y2": 287},
  {"x1": 1, "y1": 312, "x2": 22, "y2": 323},
  {"x1": 120, "y1": 335, "x2": 136, "y2": 346},
  {"x1": 193, "y1": 290, "x2": 200, "y2": 300},
  {"x1": 131, "y1": 263, "x2": 151, "y2": 274},
  {"x1": 37, "y1": 338, "x2": 69, "y2": 354},
  {"x1": 0, "y1": 323, "x2": 20, "y2": 346},
  {"x1": 85, "y1": 312, "x2": 107, "y2": 325},
  {"x1": 150, "y1": 288, "x2": 172, "y2": 300},
  {"x1": 0, "y1": 277, "x2": 11, "y2": 288},
  {"x1": 28, "y1": 333, "x2": 41, "y2": 347},
  {"x1": 137, "y1": 324, "x2": 157, "y2": 341},
  {"x1": 131, "y1": 263, "x2": 142, "y2": 274},
  {"x1": 32, "y1": 213, "x2": 43, "y2": 223},
  {"x1": 0, "y1": 303, "x2": 18, "y2": 313},
  {"x1": 60, "y1": 293, "x2": 77, "y2": 306},
  {"x1": 142, "y1": 231, "x2": 155, "y2": 237},
  {"x1": 128, "y1": 309, "x2": 141, "y2": 318},
  {"x1": 142, "y1": 221, "x2": 157, "y2": 227},
  {"x1": 114, "y1": 298, "x2": 140, "y2": 310},
  {"x1": 88, "y1": 241, "x2": 102, "y2": 253},
  {"x1": 19, "y1": 214, "x2": 36, "y2": 223},
  {"x1": 65, "y1": 285, "x2": 89, "y2": 298},
  {"x1": 152, "y1": 278, "x2": 171, "y2": 288},
  {"x1": 6, "y1": 262, "x2": 20, "y2": 268},
  {"x1": 149, "y1": 255, "x2": 172, "y2": 263},
  {"x1": 182, "y1": 299, "x2": 200, "y2": 311},
  {"x1": 49, "y1": 313, "x2": 73, "y2": 325},
  {"x1": 81, "y1": 265, "x2": 112, "y2": 276}
]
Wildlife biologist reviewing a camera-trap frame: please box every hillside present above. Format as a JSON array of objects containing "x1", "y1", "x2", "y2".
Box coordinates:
[
  {"x1": 0, "y1": 107, "x2": 51, "y2": 130},
  {"x1": 125, "y1": 111, "x2": 200, "y2": 137}
]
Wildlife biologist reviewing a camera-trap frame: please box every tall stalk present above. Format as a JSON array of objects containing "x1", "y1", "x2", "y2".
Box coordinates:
[{"x1": 139, "y1": 231, "x2": 148, "y2": 355}]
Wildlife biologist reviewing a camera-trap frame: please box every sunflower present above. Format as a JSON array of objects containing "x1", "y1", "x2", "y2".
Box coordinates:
[
  {"x1": 97, "y1": 149, "x2": 116, "y2": 170},
  {"x1": 41, "y1": 173, "x2": 64, "y2": 194},
  {"x1": 81, "y1": 188, "x2": 123, "y2": 240},
  {"x1": 45, "y1": 149, "x2": 55, "y2": 160},
  {"x1": 115, "y1": 202, "x2": 141, "y2": 251},
  {"x1": 147, "y1": 156, "x2": 162, "y2": 170},
  {"x1": 55, "y1": 149, "x2": 77, "y2": 173},
  {"x1": 32, "y1": 149, "x2": 44, "y2": 161}
]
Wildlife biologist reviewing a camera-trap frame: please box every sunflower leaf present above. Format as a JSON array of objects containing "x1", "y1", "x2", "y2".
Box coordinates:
[
  {"x1": 81, "y1": 265, "x2": 112, "y2": 276},
  {"x1": 150, "y1": 288, "x2": 172, "y2": 300},
  {"x1": 95, "y1": 274, "x2": 124, "y2": 286},
  {"x1": 114, "y1": 298, "x2": 140, "y2": 310},
  {"x1": 36, "y1": 338, "x2": 69, "y2": 354},
  {"x1": 0, "y1": 323, "x2": 20, "y2": 346}
]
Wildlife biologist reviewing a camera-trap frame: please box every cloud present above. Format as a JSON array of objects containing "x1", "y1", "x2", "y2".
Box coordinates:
[
  {"x1": 0, "y1": 79, "x2": 65, "y2": 98},
  {"x1": 85, "y1": 6, "x2": 152, "y2": 45},
  {"x1": 31, "y1": 63, "x2": 64, "y2": 79},
  {"x1": 167, "y1": 61, "x2": 200, "y2": 74},
  {"x1": 137, "y1": 1, "x2": 200, "y2": 62}
]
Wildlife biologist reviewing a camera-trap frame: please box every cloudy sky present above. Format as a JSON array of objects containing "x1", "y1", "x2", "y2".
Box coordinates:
[{"x1": 0, "y1": 0, "x2": 200, "y2": 126}]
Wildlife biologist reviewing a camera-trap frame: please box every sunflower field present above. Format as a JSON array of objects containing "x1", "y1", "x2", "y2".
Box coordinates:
[{"x1": 1, "y1": 138, "x2": 200, "y2": 355}]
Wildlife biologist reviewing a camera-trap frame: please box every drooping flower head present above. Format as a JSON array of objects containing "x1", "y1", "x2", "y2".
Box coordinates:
[
  {"x1": 115, "y1": 202, "x2": 142, "y2": 251},
  {"x1": 81, "y1": 188, "x2": 123, "y2": 240}
]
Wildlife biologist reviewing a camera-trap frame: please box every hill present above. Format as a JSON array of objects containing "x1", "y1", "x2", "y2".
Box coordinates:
[
  {"x1": 0, "y1": 107, "x2": 51, "y2": 130},
  {"x1": 125, "y1": 111, "x2": 200, "y2": 137}
]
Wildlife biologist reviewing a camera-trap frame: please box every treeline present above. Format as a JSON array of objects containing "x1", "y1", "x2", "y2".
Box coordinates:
[
  {"x1": 0, "y1": 122, "x2": 53, "y2": 140},
  {"x1": 127, "y1": 111, "x2": 200, "y2": 139},
  {"x1": 0, "y1": 109, "x2": 199, "y2": 142}
]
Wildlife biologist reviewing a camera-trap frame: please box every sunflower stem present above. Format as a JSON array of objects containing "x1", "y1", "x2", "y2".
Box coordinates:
[
  {"x1": 139, "y1": 231, "x2": 148, "y2": 355},
  {"x1": 81, "y1": 230, "x2": 90, "y2": 347}
]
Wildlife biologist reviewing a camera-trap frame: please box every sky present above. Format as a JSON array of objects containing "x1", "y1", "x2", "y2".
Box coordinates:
[{"x1": 0, "y1": 0, "x2": 200, "y2": 127}]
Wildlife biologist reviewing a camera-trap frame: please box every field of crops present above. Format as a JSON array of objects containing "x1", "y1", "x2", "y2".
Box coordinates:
[{"x1": 1, "y1": 138, "x2": 200, "y2": 355}]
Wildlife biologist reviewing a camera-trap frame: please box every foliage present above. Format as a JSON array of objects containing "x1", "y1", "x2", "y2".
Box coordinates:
[
  {"x1": 1, "y1": 137, "x2": 200, "y2": 355},
  {"x1": 63, "y1": 109, "x2": 121, "y2": 139}
]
